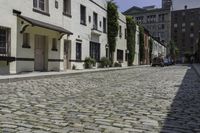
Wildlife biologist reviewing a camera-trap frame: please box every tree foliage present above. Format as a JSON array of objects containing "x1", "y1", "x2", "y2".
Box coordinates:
[
  {"x1": 168, "y1": 40, "x2": 179, "y2": 61},
  {"x1": 126, "y1": 16, "x2": 136, "y2": 66},
  {"x1": 139, "y1": 26, "x2": 145, "y2": 63},
  {"x1": 107, "y1": 0, "x2": 119, "y2": 64}
]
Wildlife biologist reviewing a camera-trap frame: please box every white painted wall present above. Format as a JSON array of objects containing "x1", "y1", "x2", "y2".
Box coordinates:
[
  {"x1": 114, "y1": 12, "x2": 127, "y2": 67},
  {"x1": 69, "y1": 0, "x2": 107, "y2": 69},
  {"x1": 133, "y1": 25, "x2": 140, "y2": 65}
]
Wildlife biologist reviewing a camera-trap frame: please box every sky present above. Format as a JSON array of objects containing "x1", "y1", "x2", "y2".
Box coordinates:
[{"x1": 114, "y1": 0, "x2": 162, "y2": 12}]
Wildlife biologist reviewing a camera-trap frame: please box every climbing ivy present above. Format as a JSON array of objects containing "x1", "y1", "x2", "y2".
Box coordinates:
[
  {"x1": 139, "y1": 26, "x2": 144, "y2": 64},
  {"x1": 126, "y1": 16, "x2": 136, "y2": 66},
  {"x1": 107, "y1": 0, "x2": 119, "y2": 64}
]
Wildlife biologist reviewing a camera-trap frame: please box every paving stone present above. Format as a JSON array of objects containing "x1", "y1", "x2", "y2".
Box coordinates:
[{"x1": 0, "y1": 66, "x2": 199, "y2": 132}]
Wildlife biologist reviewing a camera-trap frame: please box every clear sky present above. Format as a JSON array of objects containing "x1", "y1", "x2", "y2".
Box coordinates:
[{"x1": 114, "y1": 0, "x2": 162, "y2": 12}]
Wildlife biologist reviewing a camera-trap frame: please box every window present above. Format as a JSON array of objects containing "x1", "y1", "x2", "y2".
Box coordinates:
[
  {"x1": 52, "y1": 38, "x2": 58, "y2": 51},
  {"x1": 90, "y1": 41, "x2": 100, "y2": 61},
  {"x1": 174, "y1": 24, "x2": 178, "y2": 28},
  {"x1": 89, "y1": 16, "x2": 91, "y2": 23},
  {"x1": 0, "y1": 27, "x2": 10, "y2": 55},
  {"x1": 93, "y1": 12, "x2": 98, "y2": 30},
  {"x1": 22, "y1": 33, "x2": 30, "y2": 48},
  {"x1": 161, "y1": 24, "x2": 165, "y2": 29},
  {"x1": 117, "y1": 49, "x2": 123, "y2": 62},
  {"x1": 80, "y1": 5, "x2": 86, "y2": 25},
  {"x1": 55, "y1": 1, "x2": 58, "y2": 9},
  {"x1": 33, "y1": 0, "x2": 49, "y2": 13},
  {"x1": 103, "y1": 17, "x2": 107, "y2": 33},
  {"x1": 119, "y1": 25, "x2": 122, "y2": 38},
  {"x1": 63, "y1": 0, "x2": 71, "y2": 16},
  {"x1": 76, "y1": 43, "x2": 82, "y2": 60}
]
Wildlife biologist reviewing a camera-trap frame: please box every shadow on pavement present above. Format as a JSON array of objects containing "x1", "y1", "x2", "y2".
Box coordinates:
[{"x1": 161, "y1": 67, "x2": 200, "y2": 133}]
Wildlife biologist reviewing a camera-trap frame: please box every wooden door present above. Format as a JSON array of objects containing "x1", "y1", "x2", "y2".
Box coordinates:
[
  {"x1": 64, "y1": 40, "x2": 71, "y2": 70},
  {"x1": 35, "y1": 35, "x2": 45, "y2": 71}
]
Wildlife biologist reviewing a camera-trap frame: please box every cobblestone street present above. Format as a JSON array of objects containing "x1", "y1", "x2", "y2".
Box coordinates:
[{"x1": 0, "y1": 65, "x2": 200, "y2": 133}]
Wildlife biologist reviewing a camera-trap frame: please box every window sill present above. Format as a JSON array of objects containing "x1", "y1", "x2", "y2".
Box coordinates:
[
  {"x1": 33, "y1": 8, "x2": 50, "y2": 17},
  {"x1": 63, "y1": 12, "x2": 72, "y2": 18}
]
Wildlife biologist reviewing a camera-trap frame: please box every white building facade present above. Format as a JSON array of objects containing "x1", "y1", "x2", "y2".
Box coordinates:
[
  {"x1": 114, "y1": 12, "x2": 127, "y2": 67},
  {"x1": 133, "y1": 25, "x2": 140, "y2": 65},
  {"x1": 68, "y1": 0, "x2": 108, "y2": 69},
  {"x1": 0, "y1": 0, "x2": 73, "y2": 74},
  {"x1": 0, "y1": 0, "x2": 129, "y2": 74}
]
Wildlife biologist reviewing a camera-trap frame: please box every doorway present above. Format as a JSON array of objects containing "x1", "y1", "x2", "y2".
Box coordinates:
[
  {"x1": 34, "y1": 35, "x2": 46, "y2": 71},
  {"x1": 64, "y1": 40, "x2": 71, "y2": 70}
]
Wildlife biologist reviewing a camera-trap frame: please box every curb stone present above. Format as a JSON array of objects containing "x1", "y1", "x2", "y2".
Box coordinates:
[{"x1": 0, "y1": 65, "x2": 150, "y2": 83}]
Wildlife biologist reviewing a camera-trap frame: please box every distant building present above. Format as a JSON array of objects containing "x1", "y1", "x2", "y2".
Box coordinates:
[
  {"x1": 162, "y1": 0, "x2": 172, "y2": 9},
  {"x1": 124, "y1": 6, "x2": 171, "y2": 47},
  {"x1": 171, "y1": 3, "x2": 200, "y2": 62},
  {"x1": 172, "y1": 0, "x2": 200, "y2": 11}
]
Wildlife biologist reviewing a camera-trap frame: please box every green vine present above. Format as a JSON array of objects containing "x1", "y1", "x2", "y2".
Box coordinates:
[
  {"x1": 149, "y1": 38, "x2": 153, "y2": 63},
  {"x1": 126, "y1": 16, "x2": 136, "y2": 66},
  {"x1": 139, "y1": 26, "x2": 144, "y2": 64},
  {"x1": 107, "y1": 0, "x2": 119, "y2": 64}
]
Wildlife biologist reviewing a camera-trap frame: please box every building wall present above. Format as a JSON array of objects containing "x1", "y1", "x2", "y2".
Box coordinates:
[
  {"x1": 124, "y1": 8, "x2": 171, "y2": 46},
  {"x1": 0, "y1": 0, "x2": 129, "y2": 74},
  {"x1": 143, "y1": 32, "x2": 150, "y2": 65},
  {"x1": 171, "y1": 8, "x2": 200, "y2": 60},
  {"x1": 133, "y1": 26, "x2": 140, "y2": 65},
  {"x1": 0, "y1": 0, "x2": 72, "y2": 74},
  {"x1": 69, "y1": 0, "x2": 107, "y2": 69},
  {"x1": 172, "y1": 0, "x2": 200, "y2": 11},
  {"x1": 114, "y1": 12, "x2": 127, "y2": 67}
]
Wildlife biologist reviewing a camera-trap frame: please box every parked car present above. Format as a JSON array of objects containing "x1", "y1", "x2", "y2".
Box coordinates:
[
  {"x1": 164, "y1": 58, "x2": 170, "y2": 66},
  {"x1": 152, "y1": 57, "x2": 164, "y2": 67}
]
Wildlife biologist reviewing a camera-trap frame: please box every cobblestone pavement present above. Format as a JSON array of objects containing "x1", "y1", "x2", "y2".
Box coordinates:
[{"x1": 0, "y1": 65, "x2": 200, "y2": 133}]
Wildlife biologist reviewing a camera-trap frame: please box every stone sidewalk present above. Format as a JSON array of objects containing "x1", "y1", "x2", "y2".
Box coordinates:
[{"x1": 0, "y1": 65, "x2": 149, "y2": 83}]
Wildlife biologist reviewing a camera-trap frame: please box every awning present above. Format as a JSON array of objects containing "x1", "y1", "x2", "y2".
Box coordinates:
[{"x1": 18, "y1": 15, "x2": 73, "y2": 35}]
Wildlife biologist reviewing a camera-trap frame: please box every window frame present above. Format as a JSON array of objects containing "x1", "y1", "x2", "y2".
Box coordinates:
[
  {"x1": 52, "y1": 38, "x2": 58, "y2": 51},
  {"x1": 76, "y1": 42, "x2": 82, "y2": 60},
  {"x1": 63, "y1": 0, "x2": 71, "y2": 17},
  {"x1": 80, "y1": 5, "x2": 86, "y2": 26},
  {"x1": 33, "y1": 0, "x2": 49, "y2": 16},
  {"x1": 90, "y1": 41, "x2": 100, "y2": 61},
  {"x1": 93, "y1": 12, "x2": 98, "y2": 30},
  {"x1": 0, "y1": 27, "x2": 10, "y2": 55},
  {"x1": 22, "y1": 33, "x2": 31, "y2": 48}
]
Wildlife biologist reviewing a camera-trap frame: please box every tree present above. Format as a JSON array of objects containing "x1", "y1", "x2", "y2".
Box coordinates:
[
  {"x1": 168, "y1": 40, "x2": 179, "y2": 62},
  {"x1": 126, "y1": 16, "x2": 136, "y2": 66},
  {"x1": 107, "y1": 0, "x2": 119, "y2": 64},
  {"x1": 139, "y1": 26, "x2": 144, "y2": 64}
]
